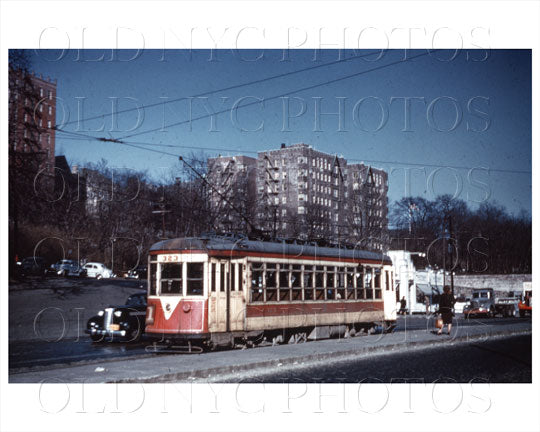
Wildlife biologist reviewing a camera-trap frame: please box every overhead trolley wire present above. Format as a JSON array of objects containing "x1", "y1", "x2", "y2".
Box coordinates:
[
  {"x1": 117, "y1": 50, "x2": 436, "y2": 140},
  {"x1": 54, "y1": 50, "x2": 386, "y2": 129}
]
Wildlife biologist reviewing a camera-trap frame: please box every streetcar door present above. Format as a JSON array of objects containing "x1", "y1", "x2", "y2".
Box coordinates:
[
  {"x1": 229, "y1": 260, "x2": 246, "y2": 331},
  {"x1": 208, "y1": 260, "x2": 228, "y2": 333}
]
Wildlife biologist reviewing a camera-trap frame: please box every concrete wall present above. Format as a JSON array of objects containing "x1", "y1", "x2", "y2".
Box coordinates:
[{"x1": 452, "y1": 274, "x2": 531, "y2": 298}]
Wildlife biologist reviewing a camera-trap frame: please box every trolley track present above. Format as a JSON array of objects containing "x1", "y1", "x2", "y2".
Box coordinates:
[{"x1": 9, "y1": 315, "x2": 529, "y2": 373}]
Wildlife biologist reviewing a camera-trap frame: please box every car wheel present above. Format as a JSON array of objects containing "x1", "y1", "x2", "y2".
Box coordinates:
[
  {"x1": 90, "y1": 334, "x2": 103, "y2": 342},
  {"x1": 129, "y1": 328, "x2": 142, "y2": 343}
]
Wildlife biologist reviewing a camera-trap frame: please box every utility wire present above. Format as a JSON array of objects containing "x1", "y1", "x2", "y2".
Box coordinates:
[
  {"x1": 55, "y1": 131, "x2": 531, "y2": 175},
  {"x1": 117, "y1": 50, "x2": 435, "y2": 140},
  {"x1": 54, "y1": 50, "x2": 385, "y2": 129}
]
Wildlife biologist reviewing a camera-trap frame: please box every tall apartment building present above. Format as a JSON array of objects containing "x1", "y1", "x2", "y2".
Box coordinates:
[
  {"x1": 207, "y1": 143, "x2": 389, "y2": 251},
  {"x1": 9, "y1": 69, "x2": 57, "y2": 174},
  {"x1": 206, "y1": 155, "x2": 257, "y2": 232}
]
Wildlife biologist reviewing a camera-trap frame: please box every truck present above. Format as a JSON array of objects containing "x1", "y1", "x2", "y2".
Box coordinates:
[
  {"x1": 463, "y1": 288, "x2": 520, "y2": 318},
  {"x1": 518, "y1": 282, "x2": 532, "y2": 317}
]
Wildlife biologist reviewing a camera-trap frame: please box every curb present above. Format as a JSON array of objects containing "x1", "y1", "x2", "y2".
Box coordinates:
[{"x1": 114, "y1": 329, "x2": 531, "y2": 383}]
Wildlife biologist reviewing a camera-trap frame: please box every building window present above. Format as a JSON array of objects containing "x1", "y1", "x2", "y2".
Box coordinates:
[
  {"x1": 282, "y1": 196, "x2": 287, "y2": 204},
  {"x1": 40, "y1": 88, "x2": 44, "y2": 97},
  {"x1": 298, "y1": 206, "x2": 305, "y2": 214},
  {"x1": 47, "y1": 120, "x2": 52, "y2": 129},
  {"x1": 39, "y1": 104, "x2": 43, "y2": 113},
  {"x1": 48, "y1": 90, "x2": 53, "y2": 100},
  {"x1": 282, "y1": 209, "x2": 287, "y2": 216},
  {"x1": 48, "y1": 106, "x2": 52, "y2": 115}
]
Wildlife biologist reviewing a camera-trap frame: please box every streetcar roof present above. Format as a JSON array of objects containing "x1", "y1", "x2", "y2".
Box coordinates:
[{"x1": 149, "y1": 236, "x2": 391, "y2": 264}]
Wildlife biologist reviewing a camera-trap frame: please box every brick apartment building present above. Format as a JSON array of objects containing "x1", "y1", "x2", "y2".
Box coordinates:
[
  {"x1": 207, "y1": 143, "x2": 389, "y2": 251},
  {"x1": 206, "y1": 155, "x2": 257, "y2": 232},
  {"x1": 9, "y1": 68, "x2": 57, "y2": 174}
]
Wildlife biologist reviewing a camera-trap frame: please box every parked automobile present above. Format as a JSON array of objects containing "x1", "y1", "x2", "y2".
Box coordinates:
[
  {"x1": 453, "y1": 296, "x2": 470, "y2": 314},
  {"x1": 17, "y1": 256, "x2": 49, "y2": 276},
  {"x1": 51, "y1": 259, "x2": 87, "y2": 277},
  {"x1": 464, "y1": 288, "x2": 496, "y2": 318},
  {"x1": 86, "y1": 292, "x2": 147, "y2": 342},
  {"x1": 83, "y1": 262, "x2": 113, "y2": 279},
  {"x1": 127, "y1": 265, "x2": 147, "y2": 280}
]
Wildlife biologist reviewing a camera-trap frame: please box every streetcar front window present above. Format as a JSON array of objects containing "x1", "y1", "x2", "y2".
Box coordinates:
[
  {"x1": 186, "y1": 263, "x2": 204, "y2": 296},
  {"x1": 160, "y1": 263, "x2": 182, "y2": 295},
  {"x1": 149, "y1": 262, "x2": 157, "y2": 296}
]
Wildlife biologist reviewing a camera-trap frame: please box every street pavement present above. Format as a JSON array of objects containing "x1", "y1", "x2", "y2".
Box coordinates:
[
  {"x1": 9, "y1": 315, "x2": 531, "y2": 383},
  {"x1": 218, "y1": 334, "x2": 531, "y2": 383}
]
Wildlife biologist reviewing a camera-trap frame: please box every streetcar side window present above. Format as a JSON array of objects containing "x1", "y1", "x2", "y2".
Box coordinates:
[
  {"x1": 374, "y1": 268, "x2": 382, "y2": 299},
  {"x1": 279, "y1": 264, "x2": 290, "y2": 301},
  {"x1": 356, "y1": 266, "x2": 365, "y2": 299},
  {"x1": 365, "y1": 269, "x2": 373, "y2": 299},
  {"x1": 291, "y1": 265, "x2": 302, "y2": 301},
  {"x1": 250, "y1": 263, "x2": 264, "y2": 302},
  {"x1": 337, "y1": 267, "x2": 346, "y2": 300},
  {"x1": 160, "y1": 263, "x2": 182, "y2": 295},
  {"x1": 186, "y1": 263, "x2": 204, "y2": 296},
  {"x1": 303, "y1": 265, "x2": 314, "y2": 300},
  {"x1": 265, "y1": 263, "x2": 277, "y2": 301},
  {"x1": 149, "y1": 262, "x2": 157, "y2": 296},
  {"x1": 327, "y1": 267, "x2": 335, "y2": 300},
  {"x1": 346, "y1": 267, "x2": 355, "y2": 299},
  {"x1": 315, "y1": 266, "x2": 325, "y2": 300}
]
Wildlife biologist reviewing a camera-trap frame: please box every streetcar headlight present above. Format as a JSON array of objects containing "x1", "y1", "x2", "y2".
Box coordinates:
[
  {"x1": 114, "y1": 310, "x2": 122, "y2": 317},
  {"x1": 98, "y1": 310, "x2": 104, "y2": 316}
]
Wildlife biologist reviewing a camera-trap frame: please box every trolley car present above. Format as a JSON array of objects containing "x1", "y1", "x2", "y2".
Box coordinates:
[{"x1": 145, "y1": 235, "x2": 397, "y2": 350}]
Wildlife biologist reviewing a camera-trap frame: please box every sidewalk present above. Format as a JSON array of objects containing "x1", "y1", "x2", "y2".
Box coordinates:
[{"x1": 9, "y1": 320, "x2": 531, "y2": 383}]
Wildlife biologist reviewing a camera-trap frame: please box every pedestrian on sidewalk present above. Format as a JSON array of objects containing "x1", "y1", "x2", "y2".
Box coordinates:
[
  {"x1": 399, "y1": 296, "x2": 407, "y2": 315},
  {"x1": 437, "y1": 285, "x2": 456, "y2": 335},
  {"x1": 425, "y1": 296, "x2": 430, "y2": 316}
]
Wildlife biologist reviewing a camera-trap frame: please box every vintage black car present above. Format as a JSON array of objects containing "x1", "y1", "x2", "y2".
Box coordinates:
[
  {"x1": 86, "y1": 292, "x2": 147, "y2": 342},
  {"x1": 126, "y1": 265, "x2": 147, "y2": 279},
  {"x1": 17, "y1": 256, "x2": 49, "y2": 277}
]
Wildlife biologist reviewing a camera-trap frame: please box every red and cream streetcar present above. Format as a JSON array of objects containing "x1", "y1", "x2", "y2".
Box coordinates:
[{"x1": 145, "y1": 234, "x2": 397, "y2": 350}]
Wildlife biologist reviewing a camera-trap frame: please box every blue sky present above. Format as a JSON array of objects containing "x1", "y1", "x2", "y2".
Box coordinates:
[{"x1": 27, "y1": 49, "x2": 531, "y2": 216}]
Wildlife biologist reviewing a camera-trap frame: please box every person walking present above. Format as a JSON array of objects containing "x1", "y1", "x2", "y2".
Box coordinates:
[
  {"x1": 437, "y1": 286, "x2": 456, "y2": 335},
  {"x1": 399, "y1": 296, "x2": 407, "y2": 315}
]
